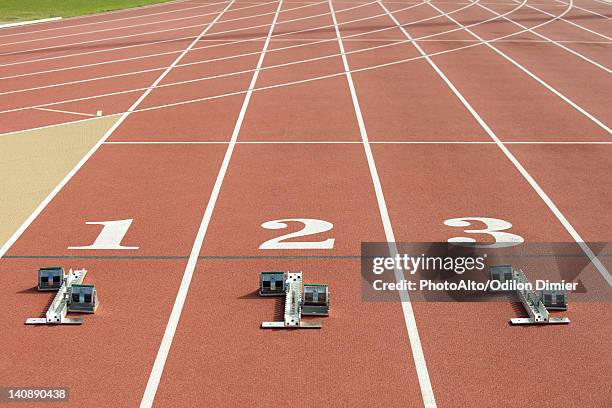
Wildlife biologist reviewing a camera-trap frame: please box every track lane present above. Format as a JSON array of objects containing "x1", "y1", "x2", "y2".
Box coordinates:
[
  {"x1": 373, "y1": 143, "x2": 612, "y2": 407},
  {"x1": 110, "y1": 1, "x2": 280, "y2": 141},
  {"x1": 149, "y1": 143, "x2": 425, "y2": 407},
  {"x1": 334, "y1": 1, "x2": 490, "y2": 141},
  {"x1": 0, "y1": 144, "x2": 228, "y2": 407},
  {"x1": 239, "y1": 1, "x2": 361, "y2": 141}
]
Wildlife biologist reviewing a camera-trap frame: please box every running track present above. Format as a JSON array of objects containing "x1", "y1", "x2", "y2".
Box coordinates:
[{"x1": 0, "y1": 0, "x2": 610, "y2": 406}]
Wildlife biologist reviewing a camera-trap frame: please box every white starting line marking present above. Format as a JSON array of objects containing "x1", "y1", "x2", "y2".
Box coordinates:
[
  {"x1": 103, "y1": 140, "x2": 612, "y2": 145},
  {"x1": 0, "y1": 17, "x2": 62, "y2": 30},
  {"x1": 34, "y1": 107, "x2": 101, "y2": 118}
]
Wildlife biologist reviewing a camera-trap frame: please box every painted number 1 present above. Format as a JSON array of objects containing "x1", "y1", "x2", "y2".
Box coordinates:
[{"x1": 68, "y1": 219, "x2": 139, "y2": 250}]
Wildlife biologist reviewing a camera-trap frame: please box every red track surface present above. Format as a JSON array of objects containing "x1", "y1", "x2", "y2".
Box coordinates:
[{"x1": 0, "y1": 0, "x2": 610, "y2": 407}]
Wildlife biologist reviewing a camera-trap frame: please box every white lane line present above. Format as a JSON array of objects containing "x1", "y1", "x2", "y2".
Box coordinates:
[
  {"x1": 0, "y1": 0, "x2": 453, "y2": 97},
  {"x1": 1, "y1": 0, "x2": 535, "y2": 114},
  {"x1": 0, "y1": 0, "x2": 277, "y2": 57},
  {"x1": 379, "y1": 0, "x2": 612, "y2": 287},
  {"x1": 515, "y1": 0, "x2": 611, "y2": 40},
  {"x1": 139, "y1": 1, "x2": 284, "y2": 407},
  {"x1": 329, "y1": 1, "x2": 437, "y2": 407},
  {"x1": 103, "y1": 140, "x2": 612, "y2": 144},
  {"x1": 430, "y1": 0, "x2": 611, "y2": 134},
  {"x1": 0, "y1": 1, "x2": 230, "y2": 47},
  {"x1": 34, "y1": 107, "x2": 100, "y2": 117},
  {"x1": 0, "y1": 18, "x2": 62, "y2": 30},
  {"x1": 0, "y1": 0, "x2": 350, "y2": 59},
  {"x1": 0, "y1": 1, "x2": 237, "y2": 260},
  {"x1": 555, "y1": 0, "x2": 612, "y2": 20},
  {"x1": 476, "y1": 2, "x2": 610, "y2": 72},
  {"x1": 0, "y1": 0, "x2": 441, "y2": 69}
]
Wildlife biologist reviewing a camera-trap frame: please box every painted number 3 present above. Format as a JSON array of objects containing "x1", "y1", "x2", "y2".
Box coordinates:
[
  {"x1": 444, "y1": 217, "x2": 524, "y2": 248},
  {"x1": 259, "y1": 218, "x2": 335, "y2": 250}
]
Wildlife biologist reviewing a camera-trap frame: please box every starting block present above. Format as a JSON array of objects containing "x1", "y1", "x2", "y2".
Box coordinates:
[
  {"x1": 489, "y1": 264, "x2": 514, "y2": 284},
  {"x1": 25, "y1": 268, "x2": 98, "y2": 325},
  {"x1": 260, "y1": 272, "x2": 328, "y2": 329},
  {"x1": 541, "y1": 289, "x2": 567, "y2": 310},
  {"x1": 38, "y1": 267, "x2": 64, "y2": 291},
  {"x1": 259, "y1": 271, "x2": 286, "y2": 296},
  {"x1": 489, "y1": 265, "x2": 569, "y2": 325},
  {"x1": 69, "y1": 284, "x2": 98, "y2": 313},
  {"x1": 302, "y1": 284, "x2": 329, "y2": 316}
]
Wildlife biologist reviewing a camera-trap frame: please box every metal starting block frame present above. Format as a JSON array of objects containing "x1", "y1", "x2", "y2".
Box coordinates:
[
  {"x1": 489, "y1": 265, "x2": 570, "y2": 325},
  {"x1": 261, "y1": 272, "x2": 327, "y2": 329},
  {"x1": 26, "y1": 268, "x2": 98, "y2": 325}
]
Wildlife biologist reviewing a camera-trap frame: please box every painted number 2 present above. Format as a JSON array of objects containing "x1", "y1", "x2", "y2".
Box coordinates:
[
  {"x1": 444, "y1": 217, "x2": 524, "y2": 248},
  {"x1": 259, "y1": 218, "x2": 335, "y2": 250},
  {"x1": 68, "y1": 219, "x2": 139, "y2": 250}
]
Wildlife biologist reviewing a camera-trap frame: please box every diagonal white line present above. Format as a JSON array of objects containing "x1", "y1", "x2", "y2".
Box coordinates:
[
  {"x1": 138, "y1": 1, "x2": 284, "y2": 407},
  {"x1": 555, "y1": 0, "x2": 612, "y2": 20},
  {"x1": 430, "y1": 0, "x2": 611, "y2": 134},
  {"x1": 329, "y1": 0, "x2": 437, "y2": 406},
  {"x1": 516, "y1": 0, "x2": 612, "y2": 40},
  {"x1": 476, "y1": 2, "x2": 610, "y2": 72},
  {"x1": 0, "y1": 0, "x2": 236, "y2": 260},
  {"x1": 379, "y1": 0, "x2": 612, "y2": 287}
]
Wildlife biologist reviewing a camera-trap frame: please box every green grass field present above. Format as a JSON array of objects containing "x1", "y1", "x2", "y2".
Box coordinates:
[{"x1": 0, "y1": 0, "x2": 173, "y2": 22}]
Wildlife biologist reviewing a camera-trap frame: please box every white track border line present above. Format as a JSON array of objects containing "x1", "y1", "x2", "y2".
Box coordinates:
[
  {"x1": 0, "y1": 1, "x2": 237, "y2": 259},
  {"x1": 329, "y1": 0, "x2": 436, "y2": 406},
  {"x1": 379, "y1": 0, "x2": 612, "y2": 287},
  {"x1": 429, "y1": 0, "x2": 611, "y2": 133},
  {"x1": 476, "y1": 1, "x2": 610, "y2": 72},
  {"x1": 0, "y1": 18, "x2": 62, "y2": 30},
  {"x1": 139, "y1": 1, "x2": 283, "y2": 406}
]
